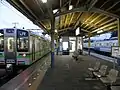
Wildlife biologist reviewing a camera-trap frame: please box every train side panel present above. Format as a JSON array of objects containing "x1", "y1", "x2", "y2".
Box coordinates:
[
  {"x1": 34, "y1": 36, "x2": 41, "y2": 61},
  {"x1": 16, "y1": 29, "x2": 30, "y2": 65},
  {"x1": 0, "y1": 29, "x2": 4, "y2": 65}
]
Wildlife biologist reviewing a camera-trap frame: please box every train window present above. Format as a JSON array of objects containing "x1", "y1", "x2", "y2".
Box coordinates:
[
  {"x1": 0, "y1": 30, "x2": 4, "y2": 52},
  {"x1": 17, "y1": 30, "x2": 29, "y2": 52},
  {"x1": 7, "y1": 37, "x2": 14, "y2": 52},
  {"x1": 17, "y1": 38, "x2": 28, "y2": 52}
]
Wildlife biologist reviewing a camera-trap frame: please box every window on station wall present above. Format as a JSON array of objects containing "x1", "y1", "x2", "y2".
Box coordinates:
[
  {"x1": 0, "y1": 30, "x2": 4, "y2": 52},
  {"x1": 17, "y1": 29, "x2": 29, "y2": 52}
]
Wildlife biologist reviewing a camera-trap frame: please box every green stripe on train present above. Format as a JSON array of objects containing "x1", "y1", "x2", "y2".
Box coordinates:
[
  {"x1": 17, "y1": 51, "x2": 42, "y2": 58},
  {"x1": 0, "y1": 54, "x2": 4, "y2": 58}
]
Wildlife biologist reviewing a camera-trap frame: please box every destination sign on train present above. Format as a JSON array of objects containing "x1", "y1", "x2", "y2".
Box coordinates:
[
  {"x1": 17, "y1": 29, "x2": 28, "y2": 37},
  {"x1": 6, "y1": 29, "x2": 14, "y2": 33}
]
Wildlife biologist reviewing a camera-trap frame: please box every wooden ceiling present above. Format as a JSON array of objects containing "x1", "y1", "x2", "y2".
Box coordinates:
[{"x1": 6, "y1": 0, "x2": 120, "y2": 37}]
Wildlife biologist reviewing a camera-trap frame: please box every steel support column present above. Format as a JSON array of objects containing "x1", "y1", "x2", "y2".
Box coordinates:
[
  {"x1": 51, "y1": 17, "x2": 55, "y2": 68},
  {"x1": 118, "y1": 18, "x2": 120, "y2": 46},
  {"x1": 75, "y1": 36, "x2": 78, "y2": 51},
  {"x1": 88, "y1": 32, "x2": 91, "y2": 55},
  {"x1": 56, "y1": 37, "x2": 59, "y2": 55}
]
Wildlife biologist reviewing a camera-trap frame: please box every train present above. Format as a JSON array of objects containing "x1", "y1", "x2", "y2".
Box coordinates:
[
  {"x1": 83, "y1": 31, "x2": 118, "y2": 56},
  {"x1": 0, "y1": 28, "x2": 50, "y2": 71}
]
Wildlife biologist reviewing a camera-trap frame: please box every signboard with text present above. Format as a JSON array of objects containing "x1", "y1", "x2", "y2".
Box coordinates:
[{"x1": 111, "y1": 46, "x2": 120, "y2": 57}]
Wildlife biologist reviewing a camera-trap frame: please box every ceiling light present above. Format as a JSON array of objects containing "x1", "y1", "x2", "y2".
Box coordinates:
[
  {"x1": 53, "y1": 9, "x2": 58, "y2": 14},
  {"x1": 76, "y1": 27, "x2": 80, "y2": 36},
  {"x1": 60, "y1": 38, "x2": 62, "y2": 42},
  {"x1": 97, "y1": 30, "x2": 103, "y2": 33},
  {"x1": 55, "y1": 29, "x2": 57, "y2": 33},
  {"x1": 41, "y1": 0, "x2": 47, "y2": 3},
  {"x1": 69, "y1": 5, "x2": 73, "y2": 10},
  {"x1": 0, "y1": 33, "x2": 3, "y2": 36}
]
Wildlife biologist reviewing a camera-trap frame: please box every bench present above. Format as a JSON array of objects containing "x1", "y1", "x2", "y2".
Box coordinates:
[
  {"x1": 88, "y1": 61, "x2": 100, "y2": 72},
  {"x1": 93, "y1": 65, "x2": 108, "y2": 78},
  {"x1": 100, "y1": 69, "x2": 119, "y2": 90},
  {"x1": 86, "y1": 61, "x2": 100, "y2": 78},
  {"x1": 72, "y1": 51, "x2": 79, "y2": 60},
  {"x1": 111, "y1": 86, "x2": 120, "y2": 90}
]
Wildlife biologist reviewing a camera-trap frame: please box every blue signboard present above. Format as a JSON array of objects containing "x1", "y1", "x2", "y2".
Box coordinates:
[
  {"x1": 0, "y1": 29, "x2": 4, "y2": 34},
  {"x1": 6, "y1": 29, "x2": 14, "y2": 33},
  {"x1": 17, "y1": 29, "x2": 28, "y2": 37}
]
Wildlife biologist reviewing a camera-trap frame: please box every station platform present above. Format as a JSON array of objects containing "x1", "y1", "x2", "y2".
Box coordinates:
[{"x1": 37, "y1": 54, "x2": 116, "y2": 90}]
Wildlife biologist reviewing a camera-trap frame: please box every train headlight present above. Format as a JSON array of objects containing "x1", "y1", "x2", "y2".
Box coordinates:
[
  {"x1": 6, "y1": 64, "x2": 12, "y2": 69},
  {"x1": 23, "y1": 54, "x2": 26, "y2": 57}
]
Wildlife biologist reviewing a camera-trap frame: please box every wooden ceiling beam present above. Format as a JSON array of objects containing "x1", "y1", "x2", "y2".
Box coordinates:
[
  {"x1": 87, "y1": 17, "x2": 116, "y2": 30},
  {"x1": 106, "y1": 1, "x2": 120, "y2": 11},
  {"x1": 87, "y1": 0, "x2": 98, "y2": 11},
  {"x1": 92, "y1": 7, "x2": 120, "y2": 18},
  {"x1": 54, "y1": 7, "x2": 119, "y2": 18},
  {"x1": 19, "y1": 0, "x2": 37, "y2": 19},
  {"x1": 74, "y1": 12, "x2": 83, "y2": 29},
  {"x1": 100, "y1": 0, "x2": 111, "y2": 8},
  {"x1": 92, "y1": 21, "x2": 117, "y2": 33},
  {"x1": 68, "y1": 13, "x2": 74, "y2": 26},
  {"x1": 64, "y1": 0, "x2": 72, "y2": 28},
  {"x1": 34, "y1": 0, "x2": 44, "y2": 14},
  {"x1": 81, "y1": 13, "x2": 95, "y2": 27}
]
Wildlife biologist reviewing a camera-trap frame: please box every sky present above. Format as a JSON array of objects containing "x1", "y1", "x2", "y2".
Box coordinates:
[
  {"x1": 0, "y1": 0, "x2": 51, "y2": 40},
  {"x1": 0, "y1": 1, "x2": 41, "y2": 29}
]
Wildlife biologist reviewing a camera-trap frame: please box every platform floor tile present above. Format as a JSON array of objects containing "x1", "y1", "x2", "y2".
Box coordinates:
[{"x1": 37, "y1": 55, "x2": 113, "y2": 90}]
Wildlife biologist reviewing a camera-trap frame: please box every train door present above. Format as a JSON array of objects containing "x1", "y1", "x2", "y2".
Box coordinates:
[
  {"x1": 4, "y1": 29, "x2": 16, "y2": 69},
  {"x1": 32, "y1": 37, "x2": 35, "y2": 61}
]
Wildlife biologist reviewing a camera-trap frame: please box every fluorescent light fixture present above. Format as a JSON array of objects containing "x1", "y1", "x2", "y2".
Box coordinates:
[
  {"x1": 53, "y1": 9, "x2": 58, "y2": 14},
  {"x1": 69, "y1": 5, "x2": 73, "y2": 10},
  {"x1": 97, "y1": 30, "x2": 103, "y2": 33},
  {"x1": 76, "y1": 27, "x2": 80, "y2": 35},
  {"x1": 86, "y1": 35, "x2": 88, "y2": 37},
  {"x1": 41, "y1": 0, "x2": 47, "y2": 3},
  {"x1": 0, "y1": 33, "x2": 3, "y2": 36},
  {"x1": 92, "y1": 29, "x2": 98, "y2": 33},
  {"x1": 55, "y1": 29, "x2": 57, "y2": 33},
  {"x1": 60, "y1": 38, "x2": 62, "y2": 42}
]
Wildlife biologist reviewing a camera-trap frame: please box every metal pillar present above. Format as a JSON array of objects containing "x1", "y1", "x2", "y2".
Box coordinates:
[
  {"x1": 56, "y1": 38, "x2": 59, "y2": 55},
  {"x1": 81, "y1": 37, "x2": 83, "y2": 54},
  {"x1": 75, "y1": 36, "x2": 78, "y2": 51},
  {"x1": 88, "y1": 32, "x2": 91, "y2": 55},
  {"x1": 118, "y1": 18, "x2": 120, "y2": 46},
  {"x1": 51, "y1": 17, "x2": 55, "y2": 68}
]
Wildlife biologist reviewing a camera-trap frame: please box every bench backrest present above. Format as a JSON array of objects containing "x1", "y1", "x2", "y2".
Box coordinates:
[
  {"x1": 94, "y1": 61, "x2": 100, "y2": 71},
  {"x1": 99, "y1": 65, "x2": 108, "y2": 76},
  {"x1": 108, "y1": 69, "x2": 119, "y2": 83}
]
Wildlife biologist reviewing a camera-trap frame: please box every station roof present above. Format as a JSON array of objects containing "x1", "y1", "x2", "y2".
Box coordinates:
[{"x1": 6, "y1": 0, "x2": 120, "y2": 37}]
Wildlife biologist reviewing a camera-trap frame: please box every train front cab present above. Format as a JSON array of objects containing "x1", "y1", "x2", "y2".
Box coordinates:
[
  {"x1": 0, "y1": 29, "x2": 17, "y2": 71},
  {"x1": 0, "y1": 29, "x2": 30, "y2": 70},
  {"x1": 0, "y1": 29, "x2": 4, "y2": 68}
]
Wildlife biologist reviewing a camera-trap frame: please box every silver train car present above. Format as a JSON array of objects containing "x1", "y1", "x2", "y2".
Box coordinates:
[
  {"x1": 83, "y1": 38, "x2": 118, "y2": 53},
  {"x1": 0, "y1": 28, "x2": 50, "y2": 70}
]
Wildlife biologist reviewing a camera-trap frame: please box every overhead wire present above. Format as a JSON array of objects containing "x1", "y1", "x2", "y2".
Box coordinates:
[{"x1": 0, "y1": 0, "x2": 34, "y2": 25}]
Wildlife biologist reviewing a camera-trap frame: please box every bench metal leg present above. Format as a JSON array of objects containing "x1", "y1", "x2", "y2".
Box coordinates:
[{"x1": 107, "y1": 85, "x2": 111, "y2": 90}]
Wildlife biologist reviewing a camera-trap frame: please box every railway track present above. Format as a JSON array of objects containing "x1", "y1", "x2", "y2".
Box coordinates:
[{"x1": 0, "y1": 68, "x2": 23, "y2": 87}]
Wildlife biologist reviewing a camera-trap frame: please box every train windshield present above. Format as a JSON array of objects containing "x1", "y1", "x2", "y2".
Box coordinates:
[
  {"x1": 17, "y1": 30, "x2": 29, "y2": 52},
  {"x1": 0, "y1": 30, "x2": 4, "y2": 52}
]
